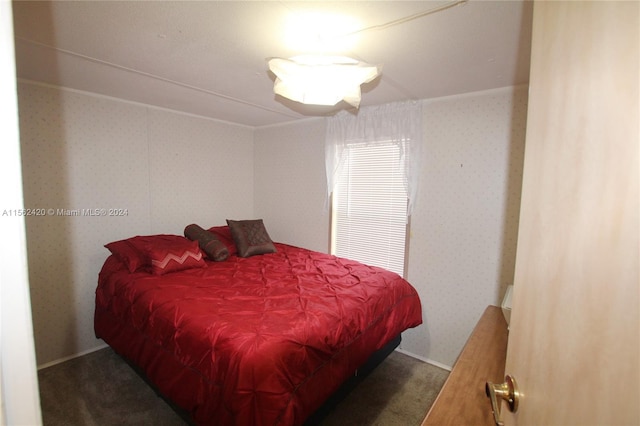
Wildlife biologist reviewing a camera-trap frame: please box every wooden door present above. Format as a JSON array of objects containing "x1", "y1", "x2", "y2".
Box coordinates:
[{"x1": 501, "y1": 2, "x2": 639, "y2": 425}]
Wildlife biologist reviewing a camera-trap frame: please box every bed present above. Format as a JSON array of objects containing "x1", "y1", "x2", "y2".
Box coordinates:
[{"x1": 94, "y1": 221, "x2": 422, "y2": 425}]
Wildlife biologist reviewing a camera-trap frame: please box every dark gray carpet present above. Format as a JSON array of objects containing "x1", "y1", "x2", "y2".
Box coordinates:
[{"x1": 38, "y1": 347, "x2": 448, "y2": 426}]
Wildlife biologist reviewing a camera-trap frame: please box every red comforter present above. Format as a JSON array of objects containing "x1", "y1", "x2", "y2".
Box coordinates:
[{"x1": 95, "y1": 242, "x2": 422, "y2": 425}]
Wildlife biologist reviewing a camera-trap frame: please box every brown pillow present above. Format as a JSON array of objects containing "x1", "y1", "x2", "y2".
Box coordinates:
[
  {"x1": 184, "y1": 224, "x2": 229, "y2": 261},
  {"x1": 226, "y1": 219, "x2": 277, "y2": 258}
]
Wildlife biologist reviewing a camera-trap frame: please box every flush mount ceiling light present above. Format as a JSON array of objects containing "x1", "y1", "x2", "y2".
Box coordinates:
[
  {"x1": 269, "y1": 1, "x2": 467, "y2": 109},
  {"x1": 268, "y1": 55, "x2": 381, "y2": 108}
]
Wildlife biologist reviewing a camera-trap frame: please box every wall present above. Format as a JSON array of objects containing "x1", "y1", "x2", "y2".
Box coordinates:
[
  {"x1": 17, "y1": 82, "x2": 254, "y2": 366},
  {"x1": 253, "y1": 118, "x2": 328, "y2": 253},
  {"x1": 403, "y1": 86, "x2": 528, "y2": 366},
  {"x1": 18, "y1": 82, "x2": 527, "y2": 369},
  {"x1": 255, "y1": 86, "x2": 528, "y2": 367}
]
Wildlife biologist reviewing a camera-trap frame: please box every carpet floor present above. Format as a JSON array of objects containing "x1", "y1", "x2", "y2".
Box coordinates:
[{"x1": 38, "y1": 347, "x2": 448, "y2": 426}]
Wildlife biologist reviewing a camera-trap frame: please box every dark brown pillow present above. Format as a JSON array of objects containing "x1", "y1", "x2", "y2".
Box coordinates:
[
  {"x1": 184, "y1": 224, "x2": 229, "y2": 261},
  {"x1": 226, "y1": 219, "x2": 277, "y2": 258}
]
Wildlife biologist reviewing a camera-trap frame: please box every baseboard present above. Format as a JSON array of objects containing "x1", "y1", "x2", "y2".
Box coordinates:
[
  {"x1": 37, "y1": 343, "x2": 454, "y2": 373},
  {"x1": 37, "y1": 342, "x2": 109, "y2": 370},
  {"x1": 394, "y1": 348, "x2": 453, "y2": 372}
]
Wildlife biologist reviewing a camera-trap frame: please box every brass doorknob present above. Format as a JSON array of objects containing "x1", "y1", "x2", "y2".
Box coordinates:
[{"x1": 485, "y1": 375, "x2": 520, "y2": 426}]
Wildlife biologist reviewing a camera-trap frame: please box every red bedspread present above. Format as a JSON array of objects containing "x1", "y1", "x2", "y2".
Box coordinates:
[{"x1": 95, "y1": 242, "x2": 422, "y2": 425}]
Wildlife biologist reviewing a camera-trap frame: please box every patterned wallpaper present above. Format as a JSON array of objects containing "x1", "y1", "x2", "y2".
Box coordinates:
[
  {"x1": 17, "y1": 82, "x2": 254, "y2": 366},
  {"x1": 254, "y1": 119, "x2": 328, "y2": 253},
  {"x1": 18, "y1": 81, "x2": 527, "y2": 369},
  {"x1": 255, "y1": 86, "x2": 528, "y2": 368},
  {"x1": 146, "y1": 109, "x2": 254, "y2": 233},
  {"x1": 403, "y1": 86, "x2": 528, "y2": 366}
]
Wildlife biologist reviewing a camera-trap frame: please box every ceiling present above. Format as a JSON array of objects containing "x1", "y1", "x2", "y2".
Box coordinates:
[{"x1": 12, "y1": 1, "x2": 533, "y2": 128}]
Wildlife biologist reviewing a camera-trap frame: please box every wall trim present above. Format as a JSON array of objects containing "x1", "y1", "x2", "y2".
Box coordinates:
[
  {"x1": 35, "y1": 344, "x2": 453, "y2": 374},
  {"x1": 255, "y1": 115, "x2": 325, "y2": 130},
  {"x1": 395, "y1": 348, "x2": 453, "y2": 372},
  {"x1": 422, "y1": 84, "x2": 528, "y2": 105},
  {"x1": 17, "y1": 78, "x2": 256, "y2": 130},
  {"x1": 17, "y1": 79, "x2": 528, "y2": 132},
  {"x1": 37, "y1": 342, "x2": 109, "y2": 371}
]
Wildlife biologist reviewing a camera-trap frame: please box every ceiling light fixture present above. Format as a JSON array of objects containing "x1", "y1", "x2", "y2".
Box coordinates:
[
  {"x1": 269, "y1": 0, "x2": 466, "y2": 109},
  {"x1": 268, "y1": 55, "x2": 381, "y2": 108}
]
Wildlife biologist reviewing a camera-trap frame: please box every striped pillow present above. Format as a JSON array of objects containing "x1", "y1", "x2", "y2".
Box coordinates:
[{"x1": 144, "y1": 237, "x2": 206, "y2": 275}]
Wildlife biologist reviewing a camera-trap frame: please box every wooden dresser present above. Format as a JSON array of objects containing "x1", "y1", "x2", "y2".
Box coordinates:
[{"x1": 421, "y1": 305, "x2": 509, "y2": 426}]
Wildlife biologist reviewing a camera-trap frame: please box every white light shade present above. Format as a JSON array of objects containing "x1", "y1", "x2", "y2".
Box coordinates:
[{"x1": 268, "y1": 56, "x2": 381, "y2": 108}]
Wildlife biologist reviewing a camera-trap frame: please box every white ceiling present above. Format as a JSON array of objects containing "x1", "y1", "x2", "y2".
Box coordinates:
[{"x1": 12, "y1": 0, "x2": 533, "y2": 128}]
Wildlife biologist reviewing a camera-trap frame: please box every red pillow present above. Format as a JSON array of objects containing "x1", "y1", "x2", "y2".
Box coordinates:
[
  {"x1": 105, "y1": 235, "x2": 206, "y2": 274},
  {"x1": 105, "y1": 238, "x2": 147, "y2": 273},
  {"x1": 140, "y1": 236, "x2": 206, "y2": 275}
]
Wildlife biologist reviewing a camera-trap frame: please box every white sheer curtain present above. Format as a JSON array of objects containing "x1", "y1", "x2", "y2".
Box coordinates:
[{"x1": 325, "y1": 100, "x2": 423, "y2": 216}]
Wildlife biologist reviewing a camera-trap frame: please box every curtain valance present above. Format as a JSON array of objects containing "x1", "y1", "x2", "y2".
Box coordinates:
[{"x1": 325, "y1": 100, "x2": 423, "y2": 215}]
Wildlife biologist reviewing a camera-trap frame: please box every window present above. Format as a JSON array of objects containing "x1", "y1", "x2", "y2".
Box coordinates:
[
  {"x1": 331, "y1": 140, "x2": 409, "y2": 277},
  {"x1": 326, "y1": 101, "x2": 422, "y2": 278}
]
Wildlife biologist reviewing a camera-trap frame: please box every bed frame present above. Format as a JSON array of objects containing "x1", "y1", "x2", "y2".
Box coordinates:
[
  {"x1": 119, "y1": 334, "x2": 402, "y2": 425},
  {"x1": 303, "y1": 334, "x2": 401, "y2": 425}
]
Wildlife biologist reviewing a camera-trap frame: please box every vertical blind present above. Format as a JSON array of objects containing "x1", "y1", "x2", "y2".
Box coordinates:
[{"x1": 332, "y1": 141, "x2": 408, "y2": 277}]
